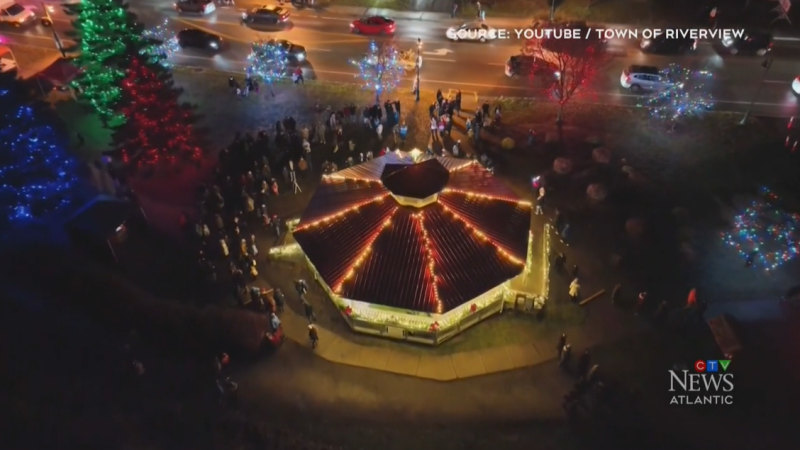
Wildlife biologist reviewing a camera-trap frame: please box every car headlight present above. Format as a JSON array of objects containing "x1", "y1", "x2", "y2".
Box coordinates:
[
  {"x1": 242, "y1": 12, "x2": 248, "y2": 18},
  {"x1": 641, "y1": 39, "x2": 651, "y2": 47},
  {"x1": 297, "y1": 53, "x2": 305, "y2": 61},
  {"x1": 209, "y1": 41, "x2": 219, "y2": 48},
  {"x1": 722, "y1": 37, "x2": 733, "y2": 47},
  {"x1": 554, "y1": 71, "x2": 561, "y2": 79}
]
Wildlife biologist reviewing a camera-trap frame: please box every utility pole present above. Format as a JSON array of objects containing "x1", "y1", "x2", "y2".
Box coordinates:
[
  {"x1": 549, "y1": 0, "x2": 555, "y2": 21},
  {"x1": 415, "y1": 38, "x2": 421, "y2": 102},
  {"x1": 740, "y1": 58, "x2": 772, "y2": 125},
  {"x1": 42, "y1": 3, "x2": 66, "y2": 58}
]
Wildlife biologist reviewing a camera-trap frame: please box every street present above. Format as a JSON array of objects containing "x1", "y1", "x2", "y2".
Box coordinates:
[{"x1": 4, "y1": 0, "x2": 800, "y2": 116}]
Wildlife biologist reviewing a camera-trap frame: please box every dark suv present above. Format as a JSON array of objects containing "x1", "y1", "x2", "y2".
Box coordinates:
[
  {"x1": 241, "y1": 5, "x2": 290, "y2": 25},
  {"x1": 174, "y1": 0, "x2": 216, "y2": 15},
  {"x1": 505, "y1": 55, "x2": 559, "y2": 80},
  {"x1": 722, "y1": 30, "x2": 772, "y2": 56},
  {"x1": 177, "y1": 28, "x2": 223, "y2": 51},
  {"x1": 640, "y1": 35, "x2": 697, "y2": 54}
]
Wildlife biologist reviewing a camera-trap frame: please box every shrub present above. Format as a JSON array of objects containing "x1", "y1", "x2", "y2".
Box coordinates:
[
  {"x1": 501, "y1": 137, "x2": 515, "y2": 149},
  {"x1": 587, "y1": 183, "x2": 608, "y2": 201},
  {"x1": 592, "y1": 147, "x2": 611, "y2": 164},
  {"x1": 625, "y1": 218, "x2": 645, "y2": 238},
  {"x1": 553, "y1": 157, "x2": 573, "y2": 174}
]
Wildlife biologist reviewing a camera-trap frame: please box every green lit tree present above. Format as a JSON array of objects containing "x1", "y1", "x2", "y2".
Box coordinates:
[{"x1": 64, "y1": 0, "x2": 144, "y2": 123}]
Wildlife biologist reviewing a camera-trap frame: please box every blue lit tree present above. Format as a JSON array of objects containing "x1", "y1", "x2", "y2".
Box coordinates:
[
  {"x1": 141, "y1": 19, "x2": 180, "y2": 67},
  {"x1": 352, "y1": 40, "x2": 404, "y2": 103},
  {"x1": 0, "y1": 78, "x2": 81, "y2": 226},
  {"x1": 638, "y1": 64, "x2": 714, "y2": 121},
  {"x1": 722, "y1": 187, "x2": 800, "y2": 271},
  {"x1": 247, "y1": 39, "x2": 289, "y2": 97}
]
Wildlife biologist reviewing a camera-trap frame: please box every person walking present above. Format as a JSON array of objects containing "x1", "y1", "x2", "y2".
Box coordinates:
[
  {"x1": 535, "y1": 188, "x2": 545, "y2": 215},
  {"x1": 635, "y1": 291, "x2": 647, "y2": 315},
  {"x1": 308, "y1": 324, "x2": 319, "y2": 348},
  {"x1": 303, "y1": 300, "x2": 316, "y2": 323},
  {"x1": 557, "y1": 333, "x2": 567, "y2": 357},
  {"x1": 611, "y1": 283, "x2": 622, "y2": 305},
  {"x1": 273, "y1": 288, "x2": 285, "y2": 312},
  {"x1": 559, "y1": 344, "x2": 572, "y2": 367},
  {"x1": 569, "y1": 278, "x2": 580, "y2": 303}
]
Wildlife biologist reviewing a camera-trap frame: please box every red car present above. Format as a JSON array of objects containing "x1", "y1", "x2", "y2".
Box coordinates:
[{"x1": 350, "y1": 16, "x2": 395, "y2": 35}]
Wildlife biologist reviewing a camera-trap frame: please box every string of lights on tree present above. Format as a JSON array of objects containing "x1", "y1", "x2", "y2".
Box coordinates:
[
  {"x1": 351, "y1": 40, "x2": 404, "y2": 103},
  {"x1": 114, "y1": 57, "x2": 202, "y2": 167},
  {"x1": 246, "y1": 39, "x2": 289, "y2": 95},
  {"x1": 0, "y1": 88, "x2": 80, "y2": 224},
  {"x1": 64, "y1": 0, "x2": 144, "y2": 122},
  {"x1": 141, "y1": 19, "x2": 180, "y2": 67},
  {"x1": 638, "y1": 64, "x2": 714, "y2": 120},
  {"x1": 722, "y1": 187, "x2": 800, "y2": 271}
]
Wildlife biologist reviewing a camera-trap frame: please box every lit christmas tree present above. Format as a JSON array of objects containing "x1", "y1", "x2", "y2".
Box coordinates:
[
  {"x1": 246, "y1": 39, "x2": 289, "y2": 96},
  {"x1": 142, "y1": 19, "x2": 180, "y2": 67},
  {"x1": 722, "y1": 187, "x2": 800, "y2": 271},
  {"x1": 0, "y1": 79, "x2": 80, "y2": 226},
  {"x1": 113, "y1": 57, "x2": 202, "y2": 168},
  {"x1": 65, "y1": 0, "x2": 143, "y2": 122},
  {"x1": 637, "y1": 64, "x2": 714, "y2": 121},
  {"x1": 352, "y1": 40, "x2": 404, "y2": 103}
]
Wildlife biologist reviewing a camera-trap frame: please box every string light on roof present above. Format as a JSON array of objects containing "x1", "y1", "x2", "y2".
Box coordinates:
[
  {"x1": 721, "y1": 187, "x2": 800, "y2": 271},
  {"x1": 295, "y1": 194, "x2": 389, "y2": 231},
  {"x1": 334, "y1": 211, "x2": 397, "y2": 293},
  {"x1": 413, "y1": 212, "x2": 443, "y2": 314},
  {"x1": 440, "y1": 204, "x2": 525, "y2": 266},
  {"x1": 442, "y1": 188, "x2": 531, "y2": 206},
  {"x1": 448, "y1": 160, "x2": 476, "y2": 172}
]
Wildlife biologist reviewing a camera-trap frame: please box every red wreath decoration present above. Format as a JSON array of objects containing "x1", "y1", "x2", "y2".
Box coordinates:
[
  {"x1": 429, "y1": 321, "x2": 440, "y2": 332},
  {"x1": 344, "y1": 306, "x2": 353, "y2": 316},
  {"x1": 470, "y1": 304, "x2": 477, "y2": 313}
]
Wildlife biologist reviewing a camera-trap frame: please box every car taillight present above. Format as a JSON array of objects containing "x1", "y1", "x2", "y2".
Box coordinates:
[
  {"x1": 625, "y1": 75, "x2": 631, "y2": 82},
  {"x1": 281, "y1": 15, "x2": 288, "y2": 21}
]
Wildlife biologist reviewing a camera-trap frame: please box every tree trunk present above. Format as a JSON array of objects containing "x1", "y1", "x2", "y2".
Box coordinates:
[
  {"x1": 556, "y1": 103, "x2": 564, "y2": 123},
  {"x1": 269, "y1": 82, "x2": 275, "y2": 97}
]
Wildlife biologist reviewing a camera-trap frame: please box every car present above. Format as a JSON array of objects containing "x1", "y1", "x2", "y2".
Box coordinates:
[
  {"x1": 0, "y1": 45, "x2": 17, "y2": 73},
  {"x1": 722, "y1": 30, "x2": 772, "y2": 56},
  {"x1": 241, "y1": 5, "x2": 290, "y2": 25},
  {"x1": 620, "y1": 65, "x2": 680, "y2": 93},
  {"x1": 505, "y1": 55, "x2": 560, "y2": 80},
  {"x1": 177, "y1": 28, "x2": 223, "y2": 50},
  {"x1": 0, "y1": 0, "x2": 38, "y2": 27},
  {"x1": 174, "y1": 0, "x2": 216, "y2": 15},
  {"x1": 640, "y1": 35, "x2": 697, "y2": 54},
  {"x1": 793, "y1": 76, "x2": 800, "y2": 96},
  {"x1": 267, "y1": 39, "x2": 306, "y2": 61},
  {"x1": 446, "y1": 23, "x2": 498, "y2": 42},
  {"x1": 350, "y1": 16, "x2": 395, "y2": 35}
]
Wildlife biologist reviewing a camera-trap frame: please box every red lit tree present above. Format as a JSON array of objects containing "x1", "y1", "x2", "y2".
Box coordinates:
[
  {"x1": 113, "y1": 57, "x2": 202, "y2": 167},
  {"x1": 523, "y1": 32, "x2": 610, "y2": 123}
]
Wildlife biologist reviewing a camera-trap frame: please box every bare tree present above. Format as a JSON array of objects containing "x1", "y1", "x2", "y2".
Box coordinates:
[{"x1": 523, "y1": 32, "x2": 611, "y2": 123}]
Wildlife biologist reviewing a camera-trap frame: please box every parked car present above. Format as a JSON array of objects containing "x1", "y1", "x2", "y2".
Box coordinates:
[
  {"x1": 620, "y1": 65, "x2": 680, "y2": 93},
  {"x1": 350, "y1": 16, "x2": 395, "y2": 35},
  {"x1": 446, "y1": 22, "x2": 498, "y2": 42},
  {"x1": 0, "y1": 0, "x2": 38, "y2": 27},
  {"x1": 793, "y1": 76, "x2": 800, "y2": 96},
  {"x1": 267, "y1": 39, "x2": 306, "y2": 61},
  {"x1": 174, "y1": 0, "x2": 216, "y2": 15},
  {"x1": 177, "y1": 28, "x2": 223, "y2": 50},
  {"x1": 505, "y1": 54, "x2": 560, "y2": 81},
  {"x1": 241, "y1": 5, "x2": 290, "y2": 25},
  {"x1": 722, "y1": 30, "x2": 772, "y2": 56},
  {"x1": 640, "y1": 35, "x2": 697, "y2": 54}
]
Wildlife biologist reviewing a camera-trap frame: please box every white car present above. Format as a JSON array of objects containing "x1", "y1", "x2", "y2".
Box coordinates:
[
  {"x1": 793, "y1": 76, "x2": 800, "y2": 96},
  {"x1": 446, "y1": 23, "x2": 498, "y2": 42}
]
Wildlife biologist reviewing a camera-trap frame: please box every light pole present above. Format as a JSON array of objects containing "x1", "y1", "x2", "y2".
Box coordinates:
[
  {"x1": 415, "y1": 38, "x2": 421, "y2": 102},
  {"x1": 740, "y1": 57, "x2": 773, "y2": 125},
  {"x1": 549, "y1": 0, "x2": 555, "y2": 21}
]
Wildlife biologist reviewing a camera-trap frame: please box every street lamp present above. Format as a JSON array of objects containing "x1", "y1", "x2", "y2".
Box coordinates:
[
  {"x1": 415, "y1": 38, "x2": 421, "y2": 102},
  {"x1": 740, "y1": 57, "x2": 773, "y2": 125}
]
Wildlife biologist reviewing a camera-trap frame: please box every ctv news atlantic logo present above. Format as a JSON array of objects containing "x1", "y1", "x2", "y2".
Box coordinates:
[{"x1": 668, "y1": 360, "x2": 734, "y2": 405}]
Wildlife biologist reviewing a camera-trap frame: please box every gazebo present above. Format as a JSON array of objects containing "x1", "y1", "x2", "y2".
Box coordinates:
[{"x1": 288, "y1": 151, "x2": 533, "y2": 345}]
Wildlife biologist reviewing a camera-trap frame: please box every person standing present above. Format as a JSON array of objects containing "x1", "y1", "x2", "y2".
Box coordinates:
[
  {"x1": 303, "y1": 300, "x2": 316, "y2": 323},
  {"x1": 569, "y1": 278, "x2": 580, "y2": 303},
  {"x1": 308, "y1": 324, "x2": 319, "y2": 348},
  {"x1": 535, "y1": 190, "x2": 545, "y2": 215},
  {"x1": 559, "y1": 344, "x2": 572, "y2": 367},
  {"x1": 635, "y1": 291, "x2": 647, "y2": 315},
  {"x1": 557, "y1": 333, "x2": 567, "y2": 357}
]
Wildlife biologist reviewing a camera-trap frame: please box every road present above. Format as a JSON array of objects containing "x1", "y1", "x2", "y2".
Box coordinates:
[{"x1": 4, "y1": 0, "x2": 800, "y2": 116}]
